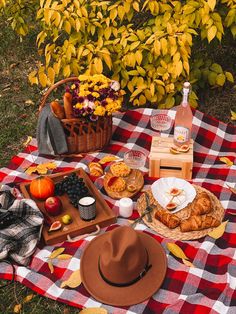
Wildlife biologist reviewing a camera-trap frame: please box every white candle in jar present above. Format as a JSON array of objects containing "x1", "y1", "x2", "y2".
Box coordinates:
[
  {"x1": 79, "y1": 196, "x2": 95, "y2": 206},
  {"x1": 119, "y1": 197, "x2": 133, "y2": 218}
]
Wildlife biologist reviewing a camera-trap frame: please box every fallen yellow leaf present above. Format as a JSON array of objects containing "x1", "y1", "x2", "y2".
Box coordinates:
[
  {"x1": 23, "y1": 136, "x2": 32, "y2": 147},
  {"x1": 57, "y1": 254, "x2": 73, "y2": 260},
  {"x1": 25, "y1": 166, "x2": 37, "y2": 175},
  {"x1": 166, "y1": 243, "x2": 189, "y2": 260},
  {"x1": 79, "y1": 308, "x2": 108, "y2": 314},
  {"x1": 23, "y1": 294, "x2": 35, "y2": 303},
  {"x1": 49, "y1": 247, "x2": 65, "y2": 259},
  {"x1": 13, "y1": 304, "x2": 22, "y2": 313},
  {"x1": 230, "y1": 110, "x2": 236, "y2": 121},
  {"x1": 182, "y1": 258, "x2": 195, "y2": 268},
  {"x1": 24, "y1": 162, "x2": 57, "y2": 175},
  {"x1": 48, "y1": 261, "x2": 54, "y2": 274},
  {"x1": 99, "y1": 155, "x2": 119, "y2": 164},
  {"x1": 208, "y1": 220, "x2": 228, "y2": 239},
  {"x1": 219, "y1": 157, "x2": 233, "y2": 167},
  {"x1": 61, "y1": 269, "x2": 82, "y2": 288}
]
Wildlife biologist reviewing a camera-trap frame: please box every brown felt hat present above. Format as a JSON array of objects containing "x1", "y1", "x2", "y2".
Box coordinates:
[{"x1": 80, "y1": 226, "x2": 167, "y2": 306}]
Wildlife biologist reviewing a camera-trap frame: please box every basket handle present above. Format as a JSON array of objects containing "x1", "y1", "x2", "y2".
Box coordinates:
[{"x1": 39, "y1": 77, "x2": 79, "y2": 112}]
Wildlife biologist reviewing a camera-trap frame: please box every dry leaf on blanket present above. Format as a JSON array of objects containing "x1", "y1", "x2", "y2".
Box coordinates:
[
  {"x1": 182, "y1": 258, "x2": 195, "y2": 268},
  {"x1": 208, "y1": 220, "x2": 228, "y2": 239},
  {"x1": 80, "y1": 308, "x2": 108, "y2": 314},
  {"x1": 25, "y1": 161, "x2": 57, "y2": 175},
  {"x1": 219, "y1": 157, "x2": 233, "y2": 167},
  {"x1": 23, "y1": 294, "x2": 35, "y2": 303},
  {"x1": 226, "y1": 184, "x2": 236, "y2": 195},
  {"x1": 99, "y1": 155, "x2": 119, "y2": 164},
  {"x1": 48, "y1": 260, "x2": 54, "y2": 274},
  {"x1": 23, "y1": 136, "x2": 32, "y2": 147},
  {"x1": 49, "y1": 247, "x2": 65, "y2": 259},
  {"x1": 13, "y1": 304, "x2": 22, "y2": 313},
  {"x1": 230, "y1": 110, "x2": 236, "y2": 121},
  {"x1": 167, "y1": 243, "x2": 189, "y2": 260},
  {"x1": 57, "y1": 254, "x2": 73, "y2": 260},
  {"x1": 60, "y1": 269, "x2": 82, "y2": 288}
]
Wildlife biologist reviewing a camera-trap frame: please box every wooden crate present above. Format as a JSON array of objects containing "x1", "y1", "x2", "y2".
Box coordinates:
[{"x1": 149, "y1": 136, "x2": 193, "y2": 179}]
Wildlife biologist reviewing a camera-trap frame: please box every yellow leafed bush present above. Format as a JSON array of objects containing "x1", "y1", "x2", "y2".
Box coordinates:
[{"x1": 1, "y1": 0, "x2": 235, "y2": 108}]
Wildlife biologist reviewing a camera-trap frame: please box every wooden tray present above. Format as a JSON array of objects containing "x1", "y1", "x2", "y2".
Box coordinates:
[
  {"x1": 20, "y1": 169, "x2": 116, "y2": 245},
  {"x1": 103, "y1": 169, "x2": 144, "y2": 200},
  {"x1": 136, "y1": 185, "x2": 225, "y2": 241}
]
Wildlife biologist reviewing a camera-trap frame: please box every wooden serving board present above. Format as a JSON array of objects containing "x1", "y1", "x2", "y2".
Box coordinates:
[
  {"x1": 20, "y1": 168, "x2": 116, "y2": 245},
  {"x1": 103, "y1": 169, "x2": 144, "y2": 200}
]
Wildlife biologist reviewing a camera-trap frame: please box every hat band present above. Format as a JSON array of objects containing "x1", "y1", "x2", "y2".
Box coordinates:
[{"x1": 98, "y1": 249, "x2": 152, "y2": 287}]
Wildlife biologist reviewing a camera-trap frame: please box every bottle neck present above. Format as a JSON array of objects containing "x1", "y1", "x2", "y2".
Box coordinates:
[{"x1": 181, "y1": 88, "x2": 190, "y2": 108}]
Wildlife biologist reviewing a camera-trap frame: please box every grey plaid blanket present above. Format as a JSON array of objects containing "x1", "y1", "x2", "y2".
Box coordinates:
[{"x1": 0, "y1": 187, "x2": 43, "y2": 266}]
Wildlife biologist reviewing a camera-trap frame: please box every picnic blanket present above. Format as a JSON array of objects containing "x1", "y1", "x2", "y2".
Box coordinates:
[{"x1": 0, "y1": 108, "x2": 235, "y2": 314}]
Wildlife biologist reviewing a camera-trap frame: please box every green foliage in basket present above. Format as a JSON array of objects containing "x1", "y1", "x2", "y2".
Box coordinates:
[{"x1": 0, "y1": 0, "x2": 235, "y2": 108}]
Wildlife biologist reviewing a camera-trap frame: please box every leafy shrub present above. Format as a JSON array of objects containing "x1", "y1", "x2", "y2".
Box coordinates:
[{"x1": 1, "y1": 0, "x2": 235, "y2": 108}]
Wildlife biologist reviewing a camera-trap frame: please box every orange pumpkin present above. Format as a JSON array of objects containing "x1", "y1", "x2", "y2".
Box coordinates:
[{"x1": 29, "y1": 176, "x2": 55, "y2": 200}]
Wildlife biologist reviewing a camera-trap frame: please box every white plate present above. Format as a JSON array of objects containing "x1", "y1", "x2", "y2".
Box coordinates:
[{"x1": 151, "y1": 177, "x2": 196, "y2": 213}]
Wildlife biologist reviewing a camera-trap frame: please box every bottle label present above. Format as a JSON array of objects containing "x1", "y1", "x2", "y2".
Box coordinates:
[{"x1": 174, "y1": 126, "x2": 190, "y2": 143}]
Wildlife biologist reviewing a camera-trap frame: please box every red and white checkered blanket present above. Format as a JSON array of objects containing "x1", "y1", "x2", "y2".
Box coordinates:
[{"x1": 0, "y1": 108, "x2": 235, "y2": 313}]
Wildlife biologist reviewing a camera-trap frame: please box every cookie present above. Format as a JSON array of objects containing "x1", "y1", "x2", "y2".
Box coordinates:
[{"x1": 110, "y1": 162, "x2": 131, "y2": 177}]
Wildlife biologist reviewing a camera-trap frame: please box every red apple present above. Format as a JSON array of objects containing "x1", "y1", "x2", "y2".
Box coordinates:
[{"x1": 44, "y1": 196, "x2": 62, "y2": 216}]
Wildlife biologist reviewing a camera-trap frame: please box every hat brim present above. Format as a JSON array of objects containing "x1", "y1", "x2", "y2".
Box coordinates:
[{"x1": 80, "y1": 229, "x2": 167, "y2": 306}]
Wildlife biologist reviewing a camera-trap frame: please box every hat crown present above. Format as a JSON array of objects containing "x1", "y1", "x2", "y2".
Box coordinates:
[{"x1": 100, "y1": 226, "x2": 147, "y2": 284}]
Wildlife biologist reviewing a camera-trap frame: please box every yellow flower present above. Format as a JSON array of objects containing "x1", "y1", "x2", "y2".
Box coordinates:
[
  {"x1": 75, "y1": 103, "x2": 83, "y2": 109},
  {"x1": 71, "y1": 84, "x2": 76, "y2": 90},
  {"x1": 94, "y1": 105, "x2": 106, "y2": 116},
  {"x1": 105, "y1": 98, "x2": 113, "y2": 104},
  {"x1": 92, "y1": 92, "x2": 100, "y2": 98},
  {"x1": 79, "y1": 90, "x2": 90, "y2": 97}
]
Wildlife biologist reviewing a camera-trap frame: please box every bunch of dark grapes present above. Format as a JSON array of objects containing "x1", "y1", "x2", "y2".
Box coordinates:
[{"x1": 55, "y1": 172, "x2": 89, "y2": 207}]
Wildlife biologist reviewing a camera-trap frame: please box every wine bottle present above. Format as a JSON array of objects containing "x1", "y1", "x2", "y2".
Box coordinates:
[{"x1": 173, "y1": 82, "x2": 193, "y2": 147}]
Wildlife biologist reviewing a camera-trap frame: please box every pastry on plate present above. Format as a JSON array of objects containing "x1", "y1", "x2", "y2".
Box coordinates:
[
  {"x1": 154, "y1": 209, "x2": 180, "y2": 229},
  {"x1": 88, "y1": 162, "x2": 103, "y2": 177},
  {"x1": 192, "y1": 192, "x2": 212, "y2": 215},
  {"x1": 110, "y1": 162, "x2": 131, "y2": 177},
  {"x1": 107, "y1": 176, "x2": 126, "y2": 192},
  {"x1": 180, "y1": 214, "x2": 220, "y2": 232}
]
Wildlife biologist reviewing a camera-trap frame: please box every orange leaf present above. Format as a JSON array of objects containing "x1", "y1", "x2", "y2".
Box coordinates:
[
  {"x1": 13, "y1": 304, "x2": 22, "y2": 313},
  {"x1": 23, "y1": 294, "x2": 35, "y2": 303}
]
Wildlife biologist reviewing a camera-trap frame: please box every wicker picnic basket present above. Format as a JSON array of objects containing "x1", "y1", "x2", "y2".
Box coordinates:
[{"x1": 39, "y1": 77, "x2": 113, "y2": 155}]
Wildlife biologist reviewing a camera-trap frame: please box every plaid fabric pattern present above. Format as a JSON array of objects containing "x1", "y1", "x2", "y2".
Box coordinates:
[
  {"x1": 0, "y1": 108, "x2": 235, "y2": 313},
  {"x1": 0, "y1": 187, "x2": 43, "y2": 265}
]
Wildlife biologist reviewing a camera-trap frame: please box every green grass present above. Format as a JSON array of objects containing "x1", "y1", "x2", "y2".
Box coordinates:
[{"x1": 0, "y1": 20, "x2": 235, "y2": 313}]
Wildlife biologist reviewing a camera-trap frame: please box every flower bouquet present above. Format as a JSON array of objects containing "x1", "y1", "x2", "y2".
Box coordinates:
[{"x1": 66, "y1": 74, "x2": 124, "y2": 121}]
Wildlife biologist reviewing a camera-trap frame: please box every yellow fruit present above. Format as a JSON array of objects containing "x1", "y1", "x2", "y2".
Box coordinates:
[{"x1": 61, "y1": 214, "x2": 72, "y2": 225}]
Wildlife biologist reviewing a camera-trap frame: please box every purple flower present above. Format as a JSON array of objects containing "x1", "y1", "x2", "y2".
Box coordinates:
[
  {"x1": 87, "y1": 94, "x2": 95, "y2": 101},
  {"x1": 90, "y1": 114, "x2": 98, "y2": 121},
  {"x1": 78, "y1": 96, "x2": 84, "y2": 103},
  {"x1": 101, "y1": 100, "x2": 108, "y2": 106}
]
